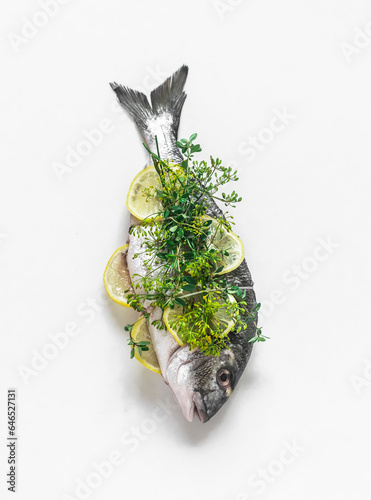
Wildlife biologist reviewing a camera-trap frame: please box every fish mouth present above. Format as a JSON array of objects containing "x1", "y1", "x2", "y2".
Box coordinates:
[
  {"x1": 193, "y1": 392, "x2": 209, "y2": 423},
  {"x1": 179, "y1": 391, "x2": 209, "y2": 423},
  {"x1": 166, "y1": 353, "x2": 210, "y2": 423}
]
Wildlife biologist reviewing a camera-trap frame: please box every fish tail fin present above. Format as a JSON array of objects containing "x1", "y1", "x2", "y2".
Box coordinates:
[
  {"x1": 150, "y1": 64, "x2": 188, "y2": 135},
  {"x1": 109, "y1": 83, "x2": 153, "y2": 131},
  {"x1": 110, "y1": 65, "x2": 188, "y2": 137}
]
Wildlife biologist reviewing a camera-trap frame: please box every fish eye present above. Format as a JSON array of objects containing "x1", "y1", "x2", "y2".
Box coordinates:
[{"x1": 217, "y1": 369, "x2": 231, "y2": 388}]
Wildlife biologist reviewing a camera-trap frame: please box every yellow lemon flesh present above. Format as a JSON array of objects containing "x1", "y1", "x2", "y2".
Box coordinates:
[
  {"x1": 206, "y1": 217, "x2": 244, "y2": 274},
  {"x1": 163, "y1": 295, "x2": 236, "y2": 346},
  {"x1": 131, "y1": 316, "x2": 161, "y2": 374},
  {"x1": 126, "y1": 164, "x2": 182, "y2": 220},
  {"x1": 126, "y1": 166, "x2": 164, "y2": 220},
  {"x1": 103, "y1": 244, "x2": 132, "y2": 307}
]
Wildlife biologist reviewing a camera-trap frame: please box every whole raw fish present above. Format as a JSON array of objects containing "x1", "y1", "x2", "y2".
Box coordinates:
[{"x1": 110, "y1": 66, "x2": 257, "y2": 422}]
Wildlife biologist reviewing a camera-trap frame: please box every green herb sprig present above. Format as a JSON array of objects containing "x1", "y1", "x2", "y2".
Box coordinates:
[
  {"x1": 125, "y1": 134, "x2": 265, "y2": 356},
  {"x1": 125, "y1": 323, "x2": 150, "y2": 358}
]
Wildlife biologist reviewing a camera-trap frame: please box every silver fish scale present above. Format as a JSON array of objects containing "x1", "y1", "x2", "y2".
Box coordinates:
[{"x1": 144, "y1": 114, "x2": 183, "y2": 166}]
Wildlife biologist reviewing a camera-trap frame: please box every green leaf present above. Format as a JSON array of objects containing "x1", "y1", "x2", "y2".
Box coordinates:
[
  {"x1": 175, "y1": 297, "x2": 187, "y2": 307},
  {"x1": 190, "y1": 145, "x2": 201, "y2": 154},
  {"x1": 182, "y1": 284, "x2": 196, "y2": 291},
  {"x1": 130, "y1": 347, "x2": 135, "y2": 358},
  {"x1": 183, "y1": 252, "x2": 194, "y2": 260},
  {"x1": 169, "y1": 226, "x2": 177, "y2": 232},
  {"x1": 189, "y1": 133, "x2": 197, "y2": 142},
  {"x1": 157, "y1": 252, "x2": 168, "y2": 259},
  {"x1": 172, "y1": 206, "x2": 184, "y2": 214},
  {"x1": 183, "y1": 276, "x2": 197, "y2": 285}
]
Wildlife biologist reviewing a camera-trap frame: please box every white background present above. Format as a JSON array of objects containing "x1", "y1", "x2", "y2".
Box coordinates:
[{"x1": 1, "y1": 0, "x2": 371, "y2": 499}]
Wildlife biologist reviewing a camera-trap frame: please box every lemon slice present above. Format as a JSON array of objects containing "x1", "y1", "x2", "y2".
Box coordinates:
[
  {"x1": 163, "y1": 307, "x2": 185, "y2": 346},
  {"x1": 163, "y1": 294, "x2": 236, "y2": 346},
  {"x1": 131, "y1": 316, "x2": 161, "y2": 374},
  {"x1": 103, "y1": 244, "x2": 133, "y2": 307},
  {"x1": 126, "y1": 164, "x2": 182, "y2": 220},
  {"x1": 206, "y1": 217, "x2": 244, "y2": 274},
  {"x1": 126, "y1": 166, "x2": 163, "y2": 220}
]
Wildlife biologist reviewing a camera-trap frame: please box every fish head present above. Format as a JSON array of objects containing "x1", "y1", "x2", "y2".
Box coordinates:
[{"x1": 166, "y1": 333, "x2": 252, "y2": 423}]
